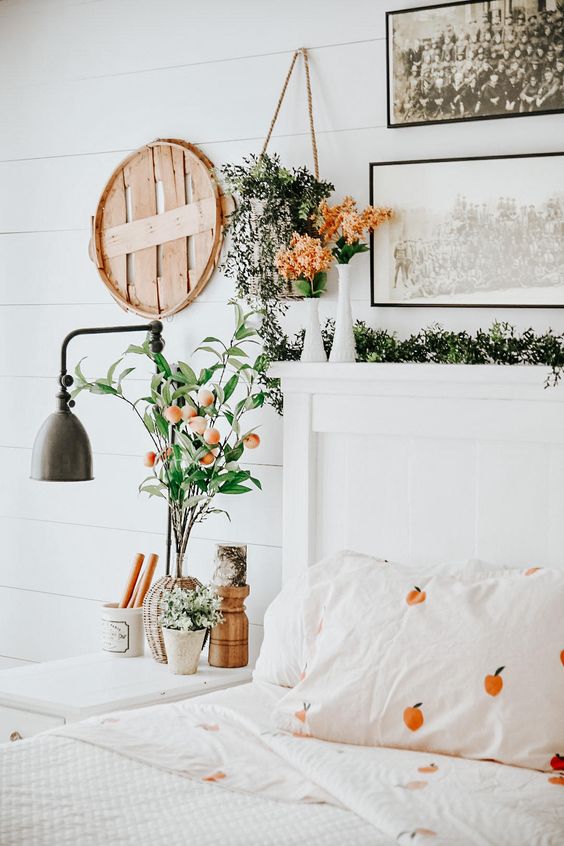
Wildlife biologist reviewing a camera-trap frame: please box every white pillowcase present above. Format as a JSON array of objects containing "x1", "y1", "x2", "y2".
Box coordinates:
[
  {"x1": 254, "y1": 551, "x2": 507, "y2": 688},
  {"x1": 274, "y1": 554, "x2": 564, "y2": 772}
]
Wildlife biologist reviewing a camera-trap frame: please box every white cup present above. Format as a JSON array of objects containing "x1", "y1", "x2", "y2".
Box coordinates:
[{"x1": 101, "y1": 603, "x2": 145, "y2": 657}]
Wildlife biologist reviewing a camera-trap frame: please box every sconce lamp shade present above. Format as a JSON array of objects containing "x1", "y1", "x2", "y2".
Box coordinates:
[{"x1": 31, "y1": 409, "x2": 93, "y2": 482}]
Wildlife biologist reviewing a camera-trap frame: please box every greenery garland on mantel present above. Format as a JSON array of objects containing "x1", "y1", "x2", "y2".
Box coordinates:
[{"x1": 220, "y1": 154, "x2": 564, "y2": 412}]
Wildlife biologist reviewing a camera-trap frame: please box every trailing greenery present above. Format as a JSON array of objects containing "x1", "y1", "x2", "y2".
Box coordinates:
[{"x1": 221, "y1": 153, "x2": 333, "y2": 406}]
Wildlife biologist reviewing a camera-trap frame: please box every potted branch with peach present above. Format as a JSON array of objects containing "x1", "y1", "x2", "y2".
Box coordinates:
[{"x1": 71, "y1": 302, "x2": 265, "y2": 663}]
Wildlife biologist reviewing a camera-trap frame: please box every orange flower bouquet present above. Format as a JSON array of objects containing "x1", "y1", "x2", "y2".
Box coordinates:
[
  {"x1": 275, "y1": 233, "x2": 334, "y2": 298},
  {"x1": 275, "y1": 233, "x2": 334, "y2": 362},
  {"x1": 318, "y1": 197, "x2": 393, "y2": 264}
]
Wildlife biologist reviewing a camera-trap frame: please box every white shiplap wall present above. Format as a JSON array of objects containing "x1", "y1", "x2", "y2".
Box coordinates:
[{"x1": 0, "y1": 0, "x2": 563, "y2": 666}]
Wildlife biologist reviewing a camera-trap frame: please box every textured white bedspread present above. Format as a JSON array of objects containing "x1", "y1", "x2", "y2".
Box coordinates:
[{"x1": 1, "y1": 682, "x2": 563, "y2": 845}]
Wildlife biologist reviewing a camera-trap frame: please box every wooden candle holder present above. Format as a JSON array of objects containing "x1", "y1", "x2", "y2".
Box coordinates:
[{"x1": 208, "y1": 585, "x2": 250, "y2": 669}]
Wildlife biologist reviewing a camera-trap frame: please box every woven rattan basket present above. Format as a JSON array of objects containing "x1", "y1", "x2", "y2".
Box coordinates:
[{"x1": 143, "y1": 575, "x2": 201, "y2": 664}]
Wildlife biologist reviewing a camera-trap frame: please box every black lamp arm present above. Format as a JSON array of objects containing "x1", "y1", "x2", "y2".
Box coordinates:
[{"x1": 58, "y1": 320, "x2": 164, "y2": 409}]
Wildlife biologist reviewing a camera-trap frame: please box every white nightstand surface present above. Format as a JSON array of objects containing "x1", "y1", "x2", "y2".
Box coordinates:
[{"x1": 0, "y1": 652, "x2": 253, "y2": 721}]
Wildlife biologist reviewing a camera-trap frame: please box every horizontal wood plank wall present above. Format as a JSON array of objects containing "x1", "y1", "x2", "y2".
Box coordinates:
[{"x1": 0, "y1": 0, "x2": 563, "y2": 661}]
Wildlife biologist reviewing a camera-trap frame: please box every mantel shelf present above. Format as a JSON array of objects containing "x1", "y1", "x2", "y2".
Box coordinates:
[{"x1": 269, "y1": 361, "x2": 563, "y2": 401}]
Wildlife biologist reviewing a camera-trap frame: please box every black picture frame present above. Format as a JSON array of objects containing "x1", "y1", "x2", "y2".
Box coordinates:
[
  {"x1": 369, "y1": 151, "x2": 564, "y2": 308},
  {"x1": 386, "y1": 0, "x2": 564, "y2": 129}
]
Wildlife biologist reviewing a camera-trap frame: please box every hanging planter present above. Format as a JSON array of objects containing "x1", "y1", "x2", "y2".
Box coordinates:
[{"x1": 221, "y1": 49, "x2": 334, "y2": 409}]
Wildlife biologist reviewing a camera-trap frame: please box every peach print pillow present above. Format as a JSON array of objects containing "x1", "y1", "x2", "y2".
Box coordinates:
[{"x1": 274, "y1": 554, "x2": 564, "y2": 772}]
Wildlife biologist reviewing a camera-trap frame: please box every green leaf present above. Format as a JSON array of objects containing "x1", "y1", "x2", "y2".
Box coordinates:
[
  {"x1": 117, "y1": 366, "x2": 135, "y2": 387},
  {"x1": 178, "y1": 362, "x2": 197, "y2": 384},
  {"x1": 218, "y1": 483, "x2": 252, "y2": 494},
  {"x1": 234, "y1": 326, "x2": 257, "y2": 341},
  {"x1": 294, "y1": 278, "x2": 312, "y2": 298},
  {"x1": 199, "y1": 367, "x2": 214, "y2": 384},
  {"x1": 153, "y1": 352, "x2": 172, "y2": 377},
  {"x1": 125, "y1": 344, "x2": 145, "y2": 355},
  {"x1": 250, "y1": 476, "x2": 262, "y2": 490},
  {"x1": 92, "y1": 382, "x2": 119, "y2": 395},
  {"x1": 74, "y1": 356, "x2": 88, "y2": 384},
  {"x1": 106, "y1": 357, "x2": 123, "y2": 385},
  {"x1": 195, "y1": 345, "x2": 222, "y2": 357},
  {"x1": 143, "y1": 411, "x2": 155, "y2": 433},
  {"x1": 225, "y1": 346, "x2": 247, "y2": 357},
  {"x1": 154, "y1": 413, "x2": 169, "y2": 439},
  {"x1": 223, "y1": 374, "x2": 239, "y2": 402},
  {"x1": 140, "y1": 485, "x2": 166, "y2": 499}
]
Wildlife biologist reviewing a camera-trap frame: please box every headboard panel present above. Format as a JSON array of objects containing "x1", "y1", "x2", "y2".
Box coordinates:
[{"x1": 270, "y1": 363, "x2": 564, "y2": 581}]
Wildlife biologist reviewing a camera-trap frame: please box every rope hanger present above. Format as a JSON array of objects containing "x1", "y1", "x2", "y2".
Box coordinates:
[{"x1": 261, "y1": 47, "x2": 320, "y2": 180}]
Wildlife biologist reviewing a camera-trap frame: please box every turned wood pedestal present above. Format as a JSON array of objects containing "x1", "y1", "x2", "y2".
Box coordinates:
[{"x1": 208, "y1": 585, "x2": 250, "y2": 668}]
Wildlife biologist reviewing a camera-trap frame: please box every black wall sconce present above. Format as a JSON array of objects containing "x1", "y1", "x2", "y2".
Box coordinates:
[{"x1": 31, "y1": 321, "x2": 164, "y2": 482}]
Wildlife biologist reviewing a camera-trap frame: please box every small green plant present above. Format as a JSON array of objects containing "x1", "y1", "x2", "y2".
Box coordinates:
[{"x1": 159, "y1": 584, "x2": 223, "y2": 632}]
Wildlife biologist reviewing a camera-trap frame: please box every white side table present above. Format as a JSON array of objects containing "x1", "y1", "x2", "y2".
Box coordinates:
[{"x1": 0, "y1": 646, "x2": 257, "y2": 743}]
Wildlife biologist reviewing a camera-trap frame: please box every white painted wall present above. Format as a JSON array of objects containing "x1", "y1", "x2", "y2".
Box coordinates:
[{"x1": 0, "y1": 0, "x2": 563, "y2": 664}]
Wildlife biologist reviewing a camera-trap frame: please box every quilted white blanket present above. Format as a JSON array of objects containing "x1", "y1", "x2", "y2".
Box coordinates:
[{"x1": 1, "y1": 682, "x2": 563, "y2": 845}]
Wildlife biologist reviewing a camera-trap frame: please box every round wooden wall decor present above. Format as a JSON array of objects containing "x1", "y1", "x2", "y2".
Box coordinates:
[{"x1": 90, "y1": 139, "x2": 232, "y2": 318}]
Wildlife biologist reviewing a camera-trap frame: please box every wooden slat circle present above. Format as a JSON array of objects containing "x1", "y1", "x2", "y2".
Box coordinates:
[{"x1": 90, "y1": 139, "x2": 231, "y2": 318}]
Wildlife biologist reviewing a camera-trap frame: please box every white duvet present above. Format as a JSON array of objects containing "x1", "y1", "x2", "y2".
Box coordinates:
[{"x1": 1, "y1": 682, "x2": 563, "y2": 845}]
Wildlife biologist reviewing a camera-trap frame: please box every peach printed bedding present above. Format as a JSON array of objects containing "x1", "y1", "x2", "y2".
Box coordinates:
[
  {"x1": 27, "y1": 681, "x2": 564, "y2": 845},
  {"x1": 274, "y1": 551, "x2": 564, "y2": 773}
]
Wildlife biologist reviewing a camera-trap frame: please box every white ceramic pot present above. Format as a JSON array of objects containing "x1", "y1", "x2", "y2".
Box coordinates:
[
  {"x1": 329, "y1": 264, "x2": 357, "y2": 362},
  {"x1": 162, "y1": 627, "x2": 206, "y2": 675},
  {"x1": 101, "y1": 603, "x2": 144, "y2": 658},
  {"x1": 300, "y1": 297, "x2": 327, "y2": 363}
]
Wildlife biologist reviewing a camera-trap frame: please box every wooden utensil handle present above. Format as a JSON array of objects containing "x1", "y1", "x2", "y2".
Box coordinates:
[
  {"x1": 119, "y1": 553, "x2": 145, "y2": 608},
  {"x1": 134, "y1": 553, "x2": 159, "y2": 607}
]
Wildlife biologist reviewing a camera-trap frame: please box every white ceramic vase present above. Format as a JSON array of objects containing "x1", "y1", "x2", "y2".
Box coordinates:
[
  {"x1": 300, "y1": 297, "x2": 327, "y2": 363},
  {"x1": 329, "y1": 264, "x2": 357, "y2": 363},
  {"x1": 162, "y1": 627, "x2": 206, "y2": 675}
]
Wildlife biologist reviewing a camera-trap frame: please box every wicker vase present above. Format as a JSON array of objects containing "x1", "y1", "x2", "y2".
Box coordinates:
[{"x1": 143, "y1": 554, "x2": 201, "y2": 664}]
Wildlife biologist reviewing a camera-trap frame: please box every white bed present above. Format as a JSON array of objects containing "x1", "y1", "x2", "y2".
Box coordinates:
[{"x1": 3, "y1": 363, "x2": 564, "y2": 845}]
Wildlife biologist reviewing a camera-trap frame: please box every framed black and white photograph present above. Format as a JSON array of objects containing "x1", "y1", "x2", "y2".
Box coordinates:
[
  {"x1": 369, "y1": 152, "x2": 564, "y2": 307},
  {"x1": 386, "y1": 0, "x2": 564, "y2": 128}
]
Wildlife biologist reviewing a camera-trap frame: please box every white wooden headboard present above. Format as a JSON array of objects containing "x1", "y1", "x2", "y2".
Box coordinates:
[{"x1": 270, "y1": 363, "x2": 564, "y2": 581}]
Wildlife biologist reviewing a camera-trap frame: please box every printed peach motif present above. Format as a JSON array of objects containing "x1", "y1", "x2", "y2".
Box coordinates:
[
  {"x1": 406, "y1": 586, "x2": 426, "y2": 606},
  {"x1": 164, "y1": 405, "x2": 182, "y2": 424},
  {"x1": 418, "y1": 764, "x2": 438, "y2": 774},
  {"x1": 404, "y1": 703, "x2": 424, "y2": 732},
  {"x1": 484, "y1": 666, "x2": 504, "y2": 697},
  {"x1": 295, "y1": 702, "x2": 311, "y2": 724},
  {"x1": 560, "y1": 650, "x2": 564, "y2": 667},
  {"x1": 243, "y1": 433, "x2": 260, "y2": 449},
  {"x1": 524, "y1": 566, "x2": 541, "y2": 576},
  {"x1": 202, "y1": 771, "x2": 226, "y2": 782},
  {"x1": 403, "y1": 781, "x2": 428, "y2": 791},
  {"x1": 550, "y1": 754, "x2": 564, "y2": 771},
  {"x1": 548, "y1": 776, "x2": 564, "y2": 786}
]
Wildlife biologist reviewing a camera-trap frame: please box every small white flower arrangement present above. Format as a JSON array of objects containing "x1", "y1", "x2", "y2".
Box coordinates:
[{"x1": 159, "y1": 584, "x2": 223, "y2": 633}]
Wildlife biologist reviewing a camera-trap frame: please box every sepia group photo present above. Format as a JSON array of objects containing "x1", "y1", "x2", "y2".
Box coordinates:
[{"x1": 387, "y1": 0, "x2": 564, "y2": 126}]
